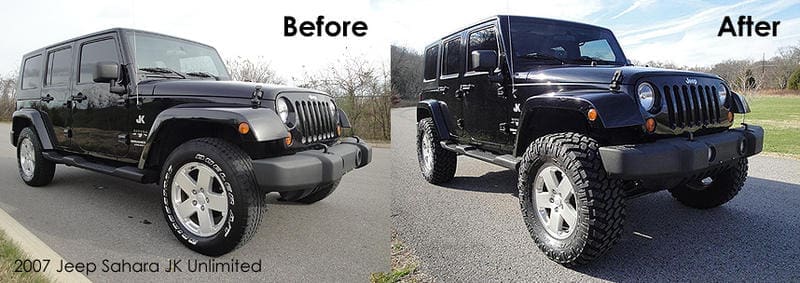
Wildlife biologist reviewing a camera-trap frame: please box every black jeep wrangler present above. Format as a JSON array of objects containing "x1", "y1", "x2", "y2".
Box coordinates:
[
  {"x1": 416, "y1": 16, "x2": 763, "y2": 265},
  {"x1": 12, "y1": 28, "x2": 371, "y2": 256}
]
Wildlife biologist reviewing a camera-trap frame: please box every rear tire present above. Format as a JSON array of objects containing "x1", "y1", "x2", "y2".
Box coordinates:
[
  {"x1": 669, "y1": 158, "x2": 748, "y2": 209},
  {"x1": 161, "y1": 138, "x2": 266, "y2": 256},
  {"x1": 17, "y1": 127, "x2": 55, "y2": 186},
  {"x1": 417, "y1": 117, "x2": 457, "y2": 184},
  {"x1": 518, "y1": 132, "x2": 625, "y2": 266}
]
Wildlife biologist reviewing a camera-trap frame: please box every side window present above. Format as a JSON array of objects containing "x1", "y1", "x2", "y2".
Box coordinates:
[
  {"x1": 79, "y1": 39, "x2": 119, "y2": 83},
  {"x1": 468, "y1": 26, "x2": 498, "y2": 70},
  {"x1": 423, "y1": 45, "x2": 439, "y2": 81},
  {"x1": 441, "y1": 37, "x2": 462, "y2": 76},
  {"x1": 21, "y1": 55, "x2": 43, "y2": 90},
  {"x1": 45, "y1": 48, "x2": 72, "y2": 86}
]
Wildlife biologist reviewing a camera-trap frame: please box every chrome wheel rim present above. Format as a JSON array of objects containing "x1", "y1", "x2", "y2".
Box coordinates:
[
  {"x1": 171, "y1": 162, "x2": 229, "y2": 237},
  {"x1": 420, "y1": 133, "x2": 434, "y2": 173},
  {"x1": 533, "y1": 165, "x2": 579, "y2": 239},
  {"x1": 19, "y1": 138, "x2": 35, "y2": 179}
]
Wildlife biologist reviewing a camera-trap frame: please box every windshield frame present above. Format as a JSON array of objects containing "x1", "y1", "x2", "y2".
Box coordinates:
[
  {"x1": 507, "y1": 17, "x2": 628, "y2": 70},
  {"x1": 122, "y1": 30, "x2": 231, "y2": 81}
]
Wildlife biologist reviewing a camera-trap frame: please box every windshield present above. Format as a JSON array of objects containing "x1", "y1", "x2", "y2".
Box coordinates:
[
  {"x1": 125, "y1": 31, "x2": 231, "y2": 80},
  {"x1": 509, "y1": 18, "x2": 627, "y2": 69}
]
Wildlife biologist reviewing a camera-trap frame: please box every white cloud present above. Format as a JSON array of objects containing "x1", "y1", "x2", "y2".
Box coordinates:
[{"x1": 611, "y1": 0, "x2": 654, "y2": 19}]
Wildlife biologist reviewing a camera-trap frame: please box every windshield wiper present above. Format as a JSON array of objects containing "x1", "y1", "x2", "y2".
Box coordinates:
[
  {"x1": 518, "y1": 52, "x2": 566, "y2": 64},
  {"x1": 572, "y1": 56, "x2": 618, "y2": 66},
  {"x1": 185, "y1": 71, "x2": 219, "y2": 81},
  {"x1": 139, "y1": 67, "x2": 186, "y2": 79}
]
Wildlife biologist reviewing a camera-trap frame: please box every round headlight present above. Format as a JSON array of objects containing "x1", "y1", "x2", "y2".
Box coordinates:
[
  {"x1": 329, "y1": 101, "x2": 336, "y2": 117},
  {"x1": 276, "y1": 97, "x2": 290, "y2": 123},
  {"x1": 637, "y1": 82, "x2": 656, "y2": 110},
  {"x1": 718, "y1": 84, "x2": 727, "y2": 105}
]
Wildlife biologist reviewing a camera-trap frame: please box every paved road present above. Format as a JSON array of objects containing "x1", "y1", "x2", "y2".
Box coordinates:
[
  {"x1": 0, "y1": 123, "x2": 389, "y2": 282},
  {"x1": 392, "y1": 107, "x2": 800, "y2": 281}
]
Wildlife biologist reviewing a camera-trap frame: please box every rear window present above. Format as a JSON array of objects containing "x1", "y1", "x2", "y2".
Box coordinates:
[
  {"x1": 46, "y1": 48, "x2": 73, "y2": 86},
  {"x1": 21, "y1": 55, "x2": 43, "y2": 90},
  {"x1": 423, "y1": 45, "x2": 438, "y2": 81},
  {"x1": 441, "y1": 37, "x2": 462, "y2": 76}
]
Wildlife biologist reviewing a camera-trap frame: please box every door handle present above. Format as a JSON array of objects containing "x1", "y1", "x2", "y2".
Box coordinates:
[
  {"x1": 455, "y1": 84, "x2": 474, "y2": 99},
  {"x1": 71, "y1": 92, "x2": 87, "y2": 102},
  {"x1": 459, "y1": 84, "x2": 475, "y2": 91},
  {"x1": 40, "y1": 94, "x2": 54, "y2": 102}
]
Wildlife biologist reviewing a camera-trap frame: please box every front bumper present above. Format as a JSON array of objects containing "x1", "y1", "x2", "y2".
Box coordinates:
[
  {"x1": 599, "y1": 125, "x2": 763, "y2": 179},
  {"x1": 251, "y1": 137, "x2": 372, "y2": 192}
]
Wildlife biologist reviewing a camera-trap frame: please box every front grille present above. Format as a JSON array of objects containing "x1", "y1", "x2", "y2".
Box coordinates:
[
  {"x1": 660, "y1": 84, "x2": 721, "y2": 129},
  {"x1": 295, "y1": 99, "x2": 337, "y2": 144}
]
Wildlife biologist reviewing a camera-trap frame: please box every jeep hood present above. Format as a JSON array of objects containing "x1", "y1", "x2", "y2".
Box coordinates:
[
  {"x1": 514, "y1": 66, "x2": 721, "y2": 85},
  {"x1": 138, "y1": 80, "x2": 328, "y2": 100}
]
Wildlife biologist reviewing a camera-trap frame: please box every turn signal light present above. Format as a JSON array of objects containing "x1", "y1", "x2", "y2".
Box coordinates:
[
  {"x1": 284, "y1": 132, "x2": 293, "y2": 146},
  {"x1": 587, "y1": 109, "x2": 598, "y2": 121},
  {"x1": 727, "y1": 111, "x2": 734, "y2": 122},
  {"x1": 337, "y1": 125, "x2": 342, "y2": 136},
  {"x1": 645, "y1": 118, "x2": 656, "y2": 133},
  {"x1": 238, "y1": 122, "x2": 250, "y2": 134}
]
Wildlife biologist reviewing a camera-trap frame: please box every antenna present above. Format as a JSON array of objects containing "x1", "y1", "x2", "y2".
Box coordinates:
[{"x1": 132, "y1": 0, "x2": 140, "y2": 107}]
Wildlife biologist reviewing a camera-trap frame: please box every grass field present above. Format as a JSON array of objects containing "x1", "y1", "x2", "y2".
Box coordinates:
[
  {"x1": 745, "y1": 95, "x2": 800, "y2": 158},
  {"x1": 0, "y1": 230, "x2": 48, "y2": 283}
]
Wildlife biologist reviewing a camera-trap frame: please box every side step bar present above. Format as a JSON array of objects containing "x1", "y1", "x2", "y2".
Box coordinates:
[
  {"x1": 42, "y1": 151, "x2": 158, "y2": 184},
  {"x1": 440, "y1": 142, "x2": 520, "y2": 170}
]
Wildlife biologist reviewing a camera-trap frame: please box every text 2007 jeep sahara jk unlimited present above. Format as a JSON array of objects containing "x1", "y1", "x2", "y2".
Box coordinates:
[
  {"x1": 12, "y1": 28, "x2": 371, "y2": 256},
  {"x1": 416, "y1": 16, "x2": 763, "y2": 265}
]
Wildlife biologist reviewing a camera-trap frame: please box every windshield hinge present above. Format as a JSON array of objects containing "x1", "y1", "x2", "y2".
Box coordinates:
[
  {"x1": 251, "y1": 85, "x2": 263, "y2": 108},
  {"x1": 609, "y1": 70, "x2": 623, "y2": 92}
]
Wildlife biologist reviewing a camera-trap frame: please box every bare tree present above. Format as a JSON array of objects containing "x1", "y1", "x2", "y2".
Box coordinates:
[
  {"x1": 297, "y1": 53, "x2": 391, "y2": 141},
  {"x1": 225, "y1": 56, "x2": 285, "y2": 84},
  {"x1": 0, "y1": 70, "x2": 18, "y2": 120},
  {"x1": 390, "y1": 45, "x2": 423, "y2": 104}
]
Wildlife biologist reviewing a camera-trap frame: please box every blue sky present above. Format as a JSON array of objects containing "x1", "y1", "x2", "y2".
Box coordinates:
[{"x1": 375, "y1": 0, "x2": 800, "y2": 67}]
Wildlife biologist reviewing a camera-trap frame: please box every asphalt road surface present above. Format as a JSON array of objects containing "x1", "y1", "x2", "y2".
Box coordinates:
[
  {"x1": 0, "y1": 123, "x2": 389, "y2": 282},
  {"x1": 392, "y1": 107, "x2": 800, "y2": 281}
]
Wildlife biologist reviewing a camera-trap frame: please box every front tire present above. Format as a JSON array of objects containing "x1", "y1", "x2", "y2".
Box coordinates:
[
  {"x1": 669, "y1": 158, "x2": 748, "y2": 209},
  {"x1": 161, "y1": 138, "x2": 266, "y2": 256},
  {"x1": 17, "y1": 127, "x2": 55, "y2": 186},
  {"x1": 518, "y1": 133, "x2": 625, "y2": 266},
  {"x1": 417, "y1": 117, "x2": 457, "y2": 184}
]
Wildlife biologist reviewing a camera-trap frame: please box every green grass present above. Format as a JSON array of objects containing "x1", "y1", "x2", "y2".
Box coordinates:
[
  {"x1": 0, "y1": 230, "x2": 49, "y2": 283},
  {"x1": 743, "y1": 95, "x2": 800, "y2": 158},
  {"x1": 370, "y1": 264, "x2": 416, "y2": 283}
]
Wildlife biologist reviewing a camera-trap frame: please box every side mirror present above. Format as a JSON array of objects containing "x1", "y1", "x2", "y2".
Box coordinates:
[
  {"x1": 93, "y1": 62, "x2": 119, "y2": 83},
  {"x1": 470, "y1": 50, "x2": 498, "y2": 72}
]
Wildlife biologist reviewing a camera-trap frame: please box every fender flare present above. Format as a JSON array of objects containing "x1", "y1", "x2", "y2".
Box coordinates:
[
  {"x1": 417, "y1": 99, "x2": 455, "y2": 140},
  {"x1": 515, "y1": 92, "x2": 643, "y2": 155},
  {"x1": 138, "y1": 107, "x2": 289, "y2": 168},
  {"x1": 11, "y1": 109, "x2": 56, "y2": 150},
  {"x1": 728, "y1": 91, "x2": 750, "y2": 113}
]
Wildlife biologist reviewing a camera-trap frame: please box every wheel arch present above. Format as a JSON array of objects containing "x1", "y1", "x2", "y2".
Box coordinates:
[
  {"x1": 513, "y1": 93, "x2": 643, "y2": 156},
  {"x1": 11, "y1": 109, "x2": 55, "y2": 150},
  {"x1": 138, "y1": 107, "x2": 289, "y2": 169},
  {"x1": 417, "y1": 99, "x2": 455, "y2": 140}
]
